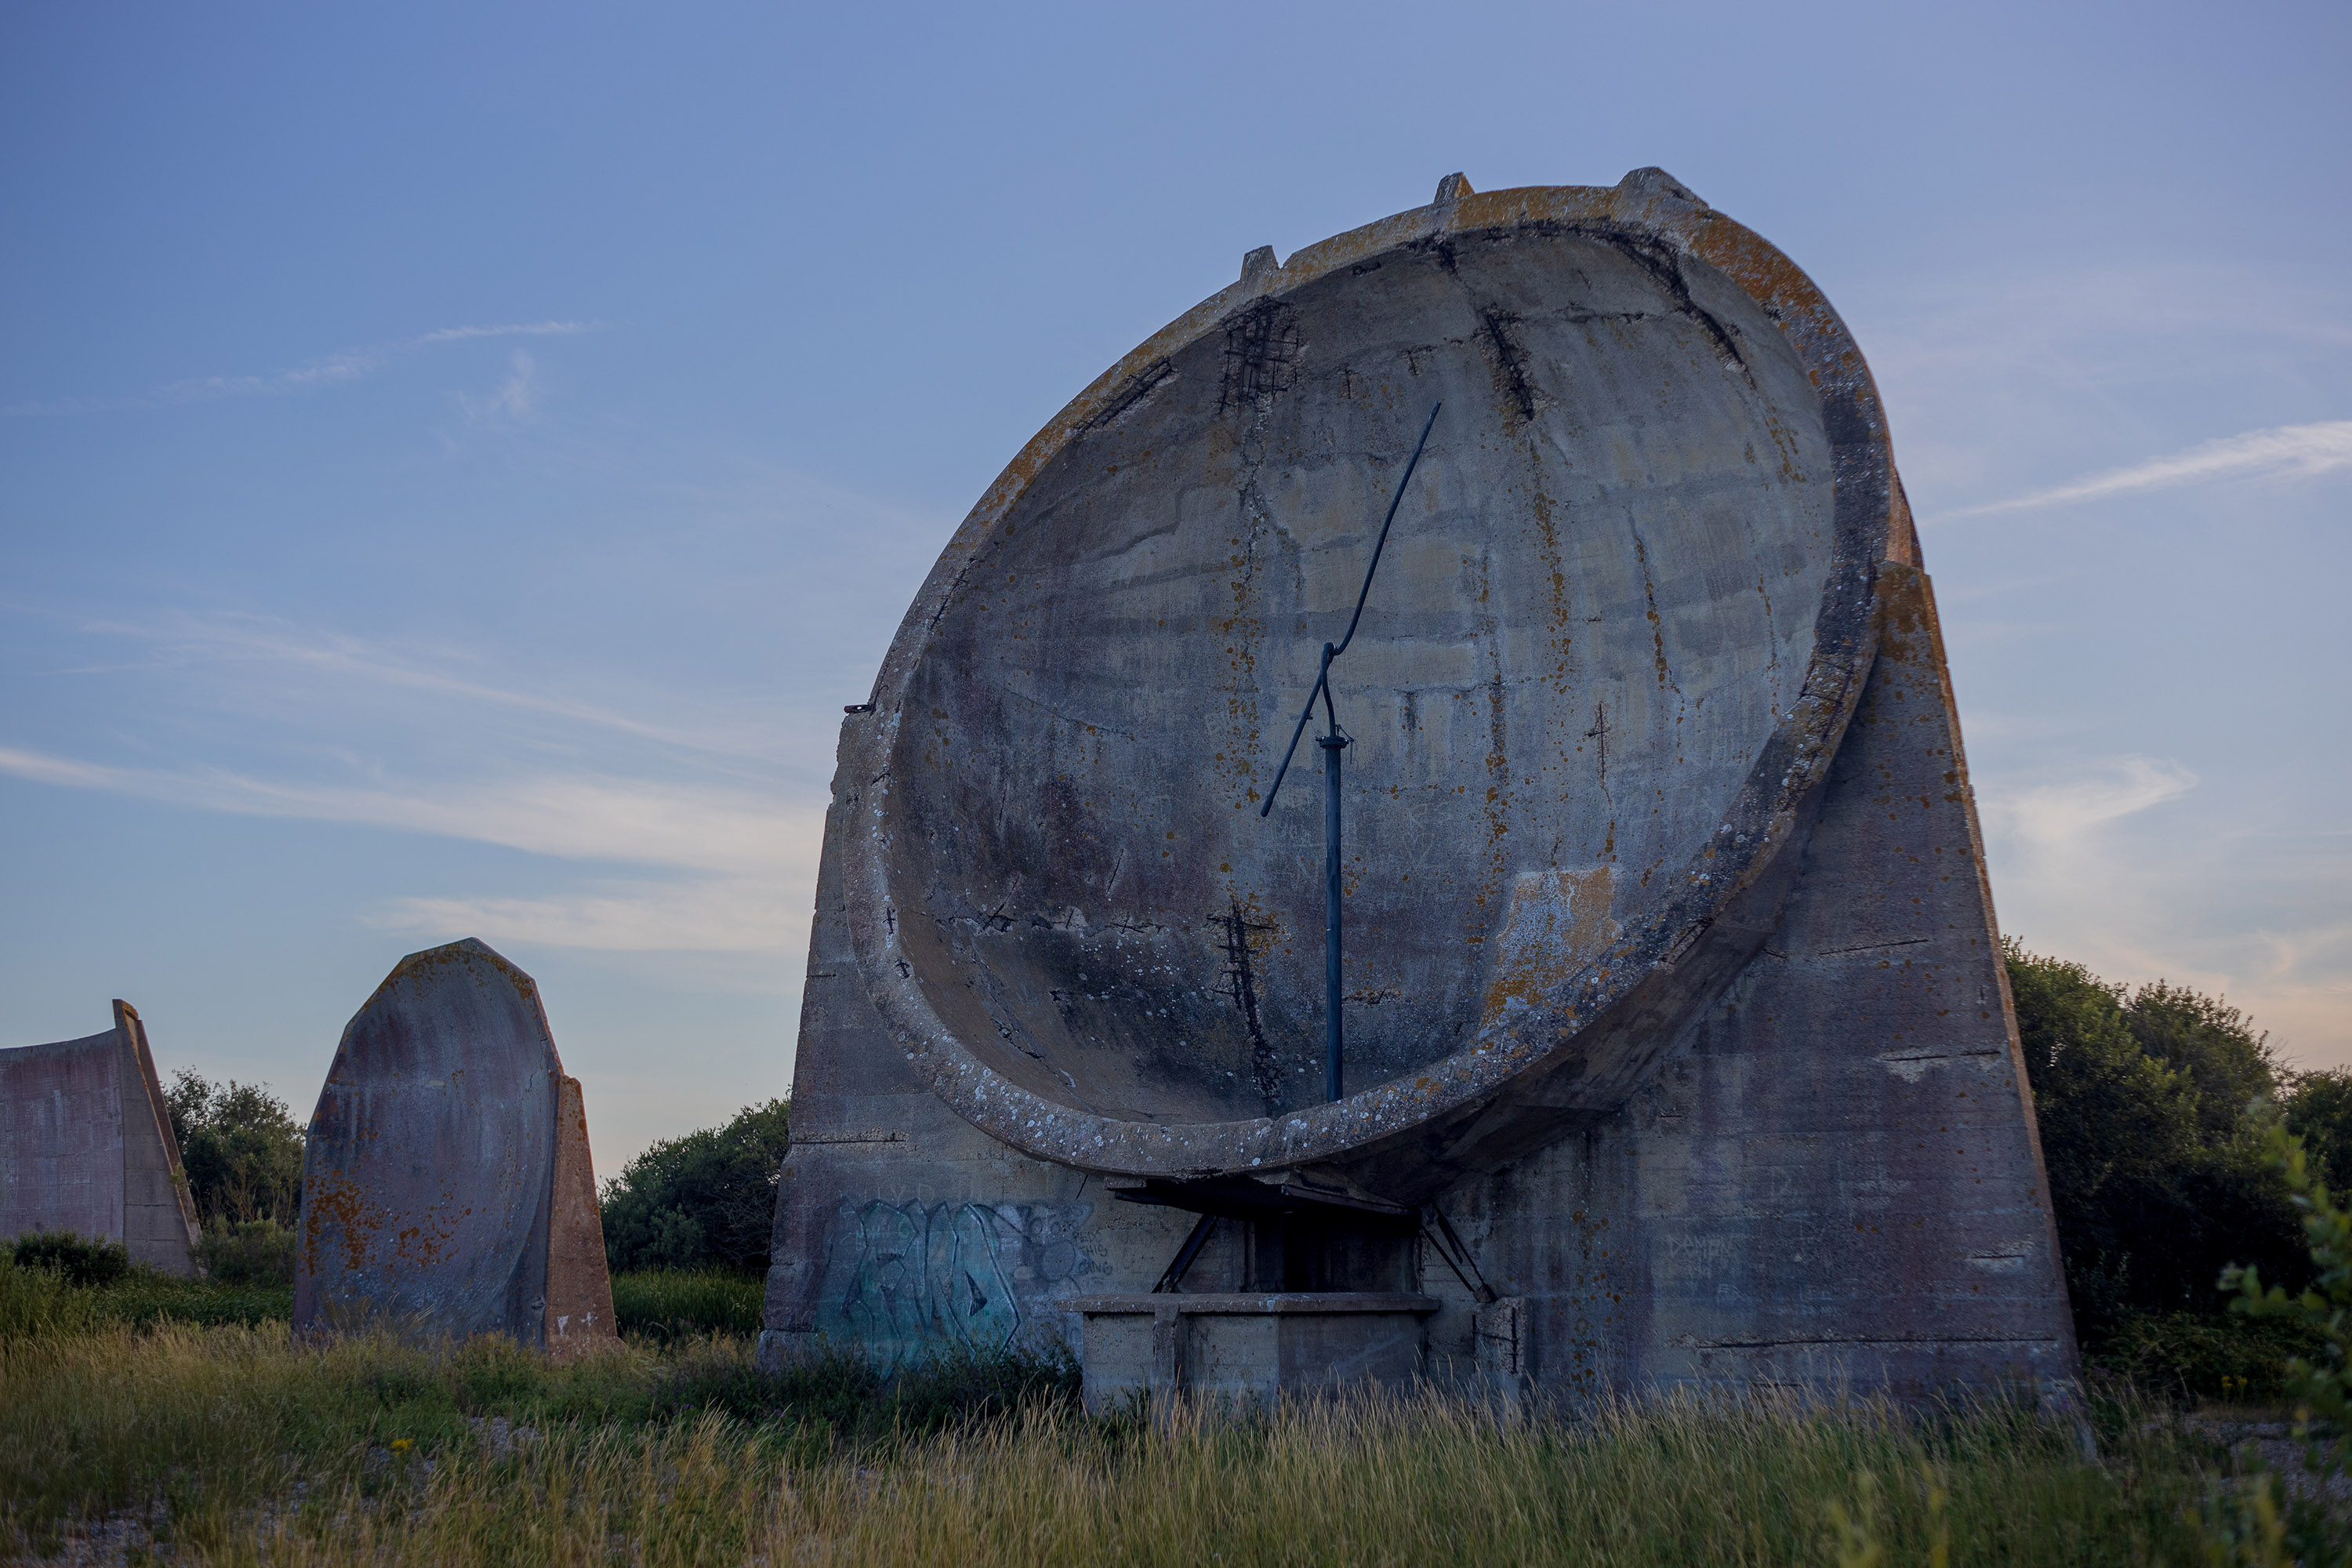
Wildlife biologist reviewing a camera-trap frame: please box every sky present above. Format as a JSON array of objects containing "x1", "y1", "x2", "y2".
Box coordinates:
[{"x1": 2, "y1": 1, "x2": 2346, "y2": 1172}]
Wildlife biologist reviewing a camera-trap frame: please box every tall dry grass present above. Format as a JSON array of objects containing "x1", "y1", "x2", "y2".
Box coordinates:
[{"x1": 2, "y1": 1314, "x2": 2225, "y2": 1566}]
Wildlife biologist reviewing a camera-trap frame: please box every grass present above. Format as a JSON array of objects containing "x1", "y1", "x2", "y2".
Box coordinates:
[
  {"x1": 2, "y1": 1259, "x2": 762, "y2": 1345},
  {"x1": 0, "y1": 1253, "x2": 294, "y2": 1339},
  {"x1": 0, "y1": 1326, "x2": 2260, "y2": 1563},
  {"x1": 0, "y1": 1256, "x2": 2305, "y2": 1565},
  {"x1": 608, "y1": 1267, "x2": 765, "y2": 1340}
]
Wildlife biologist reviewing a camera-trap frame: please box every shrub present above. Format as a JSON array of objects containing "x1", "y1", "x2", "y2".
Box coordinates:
[
  {"x1": 194, "y1": 1219, "x2": 297, "y2": 1287},
  {"x1": 164, "y1": 1070, "x2": 305, "y2": 1225},
  {"x1": 2084, "y1": 1308, "x2": 2329, "y2": 1400},
  {"x1": 601, "y1": 1098, "x2": 789, "y2": 1276},
  {"x1": 89, "y1": 1273, "x2": 292, "y2": 1330},
  {"x1": 0, "y1": 1252, "x2": 98, "y2": 1339},
  {"x1": 2009, "y1": 943, "x2": 2308, "y2": 1374},
  {"x1": 648, "y1": 1337, "x2": 1082, "y2": 1444},
  {"x1": 8, "y1": 1231, "x2": 129, "y2": 1288},
  {"x1": 2206, "y1": 1127, "x2": 2352, "y2": 1563}
]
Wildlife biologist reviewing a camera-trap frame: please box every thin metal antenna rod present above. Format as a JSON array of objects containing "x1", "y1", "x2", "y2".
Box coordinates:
[
  {"x1": 1258, "y1": 402, "x2": 1441, "y2": 1104},
  {"x1": 1261, "y1": 401, "x2": 1443, "y2": 815}
]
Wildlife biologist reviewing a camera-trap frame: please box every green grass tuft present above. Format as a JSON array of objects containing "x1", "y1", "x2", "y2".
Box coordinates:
[{"x1": 609, "y1": 1267, "x2": 764, "y2": 1340}]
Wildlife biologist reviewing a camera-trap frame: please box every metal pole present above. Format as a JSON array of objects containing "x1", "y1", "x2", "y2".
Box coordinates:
[
  {"x1": 1254, "y1": 401, "x2": 1442, "y2": 1109},
  {"x1": 1320, "y1": 728, "x2": 1346, "y2": 1102}
]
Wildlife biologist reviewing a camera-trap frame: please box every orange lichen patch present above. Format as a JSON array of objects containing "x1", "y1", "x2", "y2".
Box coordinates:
[
  {"x1": 1689, "y1": 217, "x2": 1827, "y2": 328},
  {"x1": 1481, "y1": 868, "x2": 1618, "y2": 1018},
  {"x1": 299, "y1": 1169, "x2": 396, "y2": 1275},
  {"x1": 1872, "y1": 561, "x2": 1933, "y2": 663}
]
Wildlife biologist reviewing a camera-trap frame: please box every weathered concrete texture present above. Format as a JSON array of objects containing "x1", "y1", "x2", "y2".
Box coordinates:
[
  {"x1": 545, "y1": 1075, "x2": 622, "y2": 1360},
  {"x1": 1415, "y1": 560, "x2": 2078, "y2": 1400},
  {"x1": 764, "y1": 776, "x2": 1156, "y2": 1363},
  {"x1": 846, "y1": 167, "x2": 1893, "y2": 1182},
  {"x1": 765, "y1": 171, "x2": 2075, "y2": 1403},
  {"x1": 296, "y1": 938, "x2": 620, "y2": 1355},
  {"x1": 1073, "y1": 1294, "x2": 1439, "y2": 1411},
  {"x1": 1, "y1": 1001, "x2": 201, "y2": 1275}
]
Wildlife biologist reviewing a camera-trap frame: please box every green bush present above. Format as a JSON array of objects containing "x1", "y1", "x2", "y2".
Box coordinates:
[
  {"x1": 2009, "y1": 943, "x2": 2310, "y2": 1382},
  {"x1": 0, "y1": 1247, "x2": 292, "y2": 1340},
  {"x1": 2085, "y1": 1308, "x2": 2330, "y2": 1400},
  {"x1": 641, "y1": 1335, "x2": 1082, "y2": 1447},
  {"x1": 89, "y1": 1272, "x2": 292, "y2": 1330},
  {"x1": 2205, "y1": 1127, "x2": 2352, "y2": 1563},
  {"x1": 8, "y1": 1231, "x2": 129, "y2": 1288},
  {"x1": 600, "y1": 1098, "x2": 788, "y2": 1275},
  {"x1": 164, "y1": 1069, "x2": 305, "y2": 1225},
  {"x1": 0, "y1": 1253, "x2": 99, "y2": 1340},
  {"x1": 194, "y1": 1218, "x2": 296, "y2": 1287}
]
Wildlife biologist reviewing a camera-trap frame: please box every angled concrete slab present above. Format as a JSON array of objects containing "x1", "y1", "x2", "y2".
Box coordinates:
[
  {"x1": 295, "y1": 938, "x2": 621, "y2": 1356},
  {"x1": 1, "y1": 1001, "x2": 201, "y2": 1276}
]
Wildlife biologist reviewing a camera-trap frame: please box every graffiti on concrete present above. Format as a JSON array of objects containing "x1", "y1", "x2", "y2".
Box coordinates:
[{"x1": 814, "y1": 1200, "x2": 1086, "y2": 1363}]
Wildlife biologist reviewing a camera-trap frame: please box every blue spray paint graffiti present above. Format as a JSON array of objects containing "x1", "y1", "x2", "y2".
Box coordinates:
[{"x1": 815, "y1": 1200, "x2": 1022, "y2": 1363}]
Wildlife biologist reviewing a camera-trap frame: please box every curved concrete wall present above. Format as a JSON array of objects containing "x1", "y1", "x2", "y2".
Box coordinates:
[
  {"x1": 296, "y1": 938, "x2": 619, "y2": 1356},
  {"x1": 1, "y1": 1001, "x2": 201, "y2": 1276}
]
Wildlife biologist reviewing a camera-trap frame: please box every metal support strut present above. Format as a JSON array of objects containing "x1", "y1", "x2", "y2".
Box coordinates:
[{"x1": 1319, "y1": 728, "x2": 1347, "y2": 1102}]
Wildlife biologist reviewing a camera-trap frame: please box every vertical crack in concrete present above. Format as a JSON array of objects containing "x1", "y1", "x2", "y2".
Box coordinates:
[
  {"x1": 1479, "y1": 307, "x2": 1542, "y2": 425},
  {"x1": 1213, "y1": 900, "x2": 1281, "y2": 1111},
  {"x1": 1590, "y1": 230, "x2": 1745, "y2": 370}
]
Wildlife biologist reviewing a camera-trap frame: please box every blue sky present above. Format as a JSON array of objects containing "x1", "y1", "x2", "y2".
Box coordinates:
[{"x1": 3, "y1": 1, "x2": 2346, "y2": 1171}]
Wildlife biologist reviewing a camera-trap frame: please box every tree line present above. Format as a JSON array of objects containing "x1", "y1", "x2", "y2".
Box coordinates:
[
  {"x1": 145, "y1": 946, "x2": 2341, "y2": 1390},
  {"x1": 2010, "y1": 941, "x2": 2350, "y2": 1379}
]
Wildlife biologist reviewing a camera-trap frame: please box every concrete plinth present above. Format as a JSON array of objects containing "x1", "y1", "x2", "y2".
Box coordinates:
[
  {"x1": 1, "y1": 1001, "x2": 201, "y2": 1275},
  {"x1": 1072, "y1": 1293, "x2": 1439, "y2": 1410}
]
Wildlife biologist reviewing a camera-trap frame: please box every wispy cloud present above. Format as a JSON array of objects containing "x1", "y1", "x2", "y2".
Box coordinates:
[
  {"x1": 456, "y1": 350, "x2": 538, "y2": 422},
  {"x1": 2, "y1": 321, "x2": 603, "y2": 417},
  {"x1": 1979, "y1": 754, "x2": 2198, "y2": 851},
  {"x1": 416, "y1": 321, "x2": 597, "y2": 344},
  {"x1": 0, "y1": 738, "x2": 823, "y2": 960},
  {"x1": 0, "y1": 744, "x2": 818, "y2": 877},
  {"x1": 1937, "y1": 420, "x2": 2352, "y2": 519},
  {"x1": 2, "y1": 585, "x2": 833, "y2": 960},
  {"x1": 373, "y1": 877, "x2": 804, "y2": 953},
  {"x1": 69, "y1": 612, "x2": 790, "y2": 763},
  {"x1": 1976, "y1": 755, "x2": 2352, "y2": 1062}
]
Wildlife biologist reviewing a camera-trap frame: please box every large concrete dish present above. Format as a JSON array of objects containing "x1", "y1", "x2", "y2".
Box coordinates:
[{"x1": 843, "y1": 170, "x2": 1898, "y2": 1186}]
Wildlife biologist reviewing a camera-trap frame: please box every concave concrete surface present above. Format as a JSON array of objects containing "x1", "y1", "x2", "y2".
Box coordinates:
[
  {"x1": 0, "y1": 1001, "x2": 200, "y2": 1275},
  {"x1": 295, "y1": 938, "x2": 619, "y2": 1356},
  {"x1": 848, "y1": 168, "x2": 1889, "y2": 1183}
]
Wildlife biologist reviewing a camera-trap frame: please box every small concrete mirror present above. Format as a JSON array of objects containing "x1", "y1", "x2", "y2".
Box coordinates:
[{"x1": 294, "y1": 938, "x2": 619, "y2": 1359}]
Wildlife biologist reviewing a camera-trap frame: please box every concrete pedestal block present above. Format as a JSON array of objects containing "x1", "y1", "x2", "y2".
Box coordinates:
[
  {"x1": 1072, "y1": 1293, "x2": 1439, "y2": 1410},
  {"x1": 1, "y1": 1000, "x2": 201, "y2": 1275}
]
